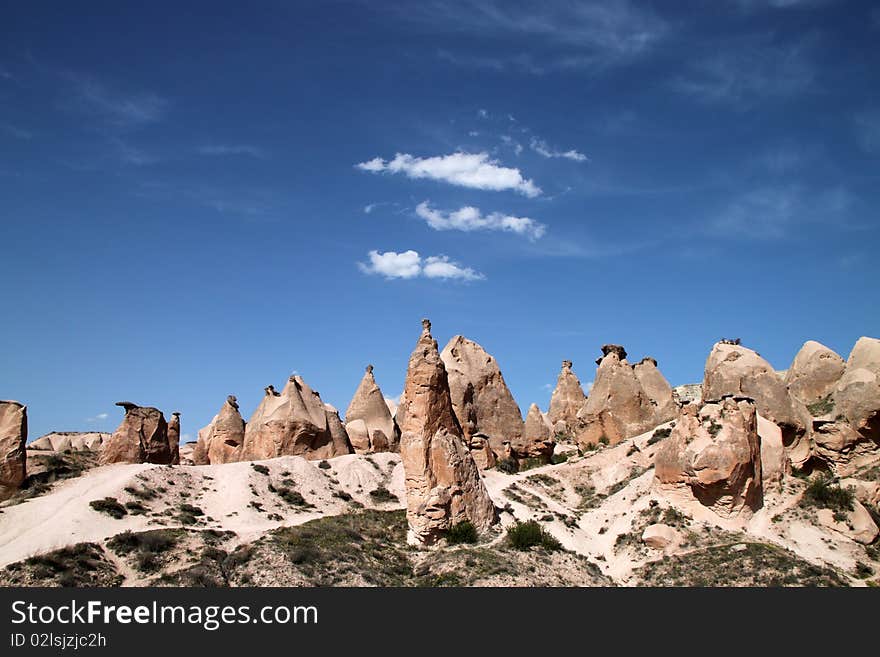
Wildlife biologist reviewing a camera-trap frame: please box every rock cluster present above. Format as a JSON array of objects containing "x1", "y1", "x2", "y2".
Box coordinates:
[
  {"x1": 27, "y1": 432, "x2": 108, "y2": 452},
  {"x1": 785, "y1": 340, "x2": 846, "y2": 407},
  {"x1": 99, "y1": 402, "x2": 176, "y2": 466},
  {"x1": 575, "y1": 345, "x2": 675, "y2": 449},
  {"x1": 398, "y1": 320, "x2": 497, "y2": 545},
  {"x1": 0, "y1": 400, "x2": 27, "y2": 501},
  {"x1": 241, "y1": 376, "x2": 353, "y2": 461},
  {"x1": 344, "y1": 365, "x2": 400, "y2": 453}
]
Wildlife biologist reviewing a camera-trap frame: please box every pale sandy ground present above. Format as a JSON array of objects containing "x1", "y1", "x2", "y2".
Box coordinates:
[
  {"x1": 0, "y1": 452, "x2": 404, "y2": 569},
  {"x1": 0, "y1": 429, "x2": 874, "y2": 585}
]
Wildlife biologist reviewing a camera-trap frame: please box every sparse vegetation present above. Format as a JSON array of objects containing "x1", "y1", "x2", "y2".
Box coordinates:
[
  {"x1": 318, "y1": 460, "x2": 331, "y2": 469},
  {"x1": 496, "y1": 457, "x2": 518, "y2": 474},
  {"x1": 807, "y1": 395, "x2": 835, "y2": 417},
  {"x1": 107, "y1": 529, "x2": 183, "y2": 572},
  {"x1": 648, "y1": 426, "x2": 671, "y2": 445},
  {"x1": 276, "y1": 486, "x2": 313, "y2": 508},
  {"x1": 251, "y1": 464, "x2": 270, "y2": 475},
  {"x1": 368, "y1": 486, "x2": 399, "y2": 504},
  {"x1": 801, "y1": 476, "x2": 855, "y2": 514},
  {"x1": 89, "y1": 497, "x2": 127, "y2": 519},
  {"x1": 551, "y1": 452, "x2": 570, "y2": 464},
  {"x1": 1, "y1": 543, "x2": 122, "y2": 587}
]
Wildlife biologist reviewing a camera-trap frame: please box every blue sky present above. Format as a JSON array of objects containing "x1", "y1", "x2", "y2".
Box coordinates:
[{"x1": 2, "y1": 1, "x2": 878, "y2": 442}]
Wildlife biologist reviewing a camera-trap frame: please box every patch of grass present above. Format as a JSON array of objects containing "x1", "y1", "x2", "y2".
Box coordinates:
[
  {"x1": 446, "y1": 521, "x2": 478, "y2": 544},
  {"x1": 519, "y1": 456, "x2": 549, "y2": 471},
  {"x1": 598, "y1": 435, "x2": 609, "y2": 446},
  {"x1": 107, "y1": 529, "x2": 183, "y2": 573},
  {"x1": 124, "y1": 501, "x2": 148, "y2": 515},
  {"x1": 496, "y1": 457, "x2": 518, "y2": 474},
  {"x1": 251, "y1": 464, "x2": 270, "y2": 475},
  {"x1": 13, "y1": 543, "x2": 121, "y2": 587},
  {"x1": 648, "y1": 426, "x2": 671, "y2": 445},
  {"x1": 318, "y1": 460, "x2": 331, "y2": 470},
  {"x1": 89, "y1": 497, "x2": 127, "y2": 519},
  {"x1": 551, "y1": 452, "x2": 569, "y2": 465},
  {"x1": 801, "y1": 476, "x2": 855, "y2": 513},
  {"x1": 368, "y1": 486, "x2": 399, "y2": 504},
  {"x1": 276, "y1": 486, "x2": 313, "y2": 508},
  {"x1": 506, "y1": 521, "x2": 562, "y2": 552},
  {"x1": 124, "y1": 486, "x2": 157, "y2": 501},
  {"x1": 807, "y1": 395, "x2": 835, "y2": 417},
  {"x1": 633, "y1": 542, "x2": 848, "y2": 587}
]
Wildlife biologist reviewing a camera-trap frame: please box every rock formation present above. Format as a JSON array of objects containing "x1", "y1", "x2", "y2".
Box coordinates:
[
  {"x1": 655, "y1": 396, "x2": 763, "y2": 517},
  {"x1": 575, "y1": 346, "x2": 667, "y2": 448},
  {"x1": 398, "y1": 319, "x2": 497, "y2": 545},
  {"x1": 440, "y1": 335, "x2": 525, "y2": 461},
  {"x1": 241, "y1": 375, "x2": 353, "y2": 461},
  {"x1": 633, "y1": 357, "x2": 677, "y2": 423},
  {"x1": 194, "y1": 396, "x2": 246, "y2": 465},
  {"x1": 547, "y1": 360, "x2": 586, "y2": 435},
  {"x1": 831, "y1": 336, "x2": 880, "y2": 444},
  {"x1": 344, "y1": 365, "x2": 400, "y2": 453},
  {"x1": 784, "y1": 340, "x2": 846, "y2": 408},
  {"x1": 99, "y1": 402, "x2": 174, "y2": 465},
  {"x1": 27, "y1": 432, "x2": 108, "y2": 452},
  {"x1": 167, "y1": 412, "x2": 181, "y2": 465},
  {"x1": 522, "y1": 403, "x2": 555, "y2": 462},
  {"x1": 0, "y1": 400, "x2": 27, "y2": 501},
  {"x1": 702, "y1": 341, "x2": 811, "y2": 466}
]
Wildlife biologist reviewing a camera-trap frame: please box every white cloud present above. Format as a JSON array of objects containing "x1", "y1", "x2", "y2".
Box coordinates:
[
  {"x1": 355, "y1": 151, "x2": 541, "y2": 197},
  {"x1": 364, "y1": 203, "x2": 377, "y2": 214},
  {"x1": 86, "y1": 412, "x2": 109, "y2": 423},
  {"x1": 478, "y1": 108, "x2": 489, "y2": 118},
  {"x1": 415, "y1": 201, "x2": 546, "y2": 240},
  {"x1": 198, "y1": 144, "x2": 264, "y2": 158},
  {"x1": 501, "y1": 135, "x2": 523, "y2": 155},
  {"x1": 529, "y1": 138, "x2": 588, "y2": 162},
  {"x1": 358, "y1": 249, "x2": 484, "y2": 281}
]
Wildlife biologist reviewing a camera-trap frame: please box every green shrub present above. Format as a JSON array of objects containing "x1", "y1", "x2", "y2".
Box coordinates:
[
  {"x1": 276, "y1": 487, "x2": 312, "y2": 507},
  {"x1": 648, "y1": 427, "x2": 671, "y2": 445},
  {"x1": 802, "y1": 476, "x2": 855, "y2": 513},
  {"x1": 598, "y1": 435, "x2": 609, "y2": 446},
  {"x1": 368, "y1": 486, "x2": 399, "y2": 504},
  {"x1": 551, "y1": 452, "x2": 569, "y2": 465},
  {"x1": 446, "y1": 521, "x2": 478, "y2": 544},
  {"x1": 807, "y1": 395, "x2": 835, "y2": 416},
  {"x1": 506, "y1": 521, "x2": 562, "y2": 551},
  {"x1": 318, "y1": 460, "x2": 331, "y2": 470},
  {"x1": 496, "y1": 458, "x2": 518, "y2": 474},
  {"x1": 251, "y1": 464, "x2": 270, "y2": 475},
  {"x1": 89, "y1": 497, "x2": 127, "y2": 519}
]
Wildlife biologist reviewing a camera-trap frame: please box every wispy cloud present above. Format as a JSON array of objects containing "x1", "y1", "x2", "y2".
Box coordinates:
[
  {"x1": 671, "y1": 37, "x2": 815, "y2": 107},
  {"x1": 529, "y1": 137, "x2": 588, "y2": 162},
  {"x1": 358, "y1": 249, "x2": 484, "y2": 281},
  {"x1": 66, "y1": 74, "x2": 168, "y2": 128},
  {"x1": 707, "y1": 185, "x2": 855, "y2": 239},
  {"x1": 415, "y1": 201, "x2": 546, "y2": 240},
  {"x1": 114, "y1": 139, "x2": 159, "y2": 166},
  {"x1": 501, "y1": 135, "x2": 523, "y2": 155},
  {"x1": 197, "y1": 144, "x2": 265, "y2": 158},
  {"x1": 404, "y1": 1, "x2": 668, "y2": 73},
  {"x1": 853, "y1": 110, "x2": 880, "y2": 153},
  {"x1": 86, "y1": 412, "x2": 109, "y2": 423},
  {"x1": 356, "y1": 151, "x2": 541, "y2": 197}
]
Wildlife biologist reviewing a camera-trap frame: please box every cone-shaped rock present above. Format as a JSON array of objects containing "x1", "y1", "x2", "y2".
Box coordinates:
[
  {"x1": 0, "y1": 400, "x2": 27, "y2": 501},
  {"x1": 241, "y1": 375, "x2": 353, "y2": 461},
  {"x1": 784, "y1": 340, "x2": 846, "y2": 408},
  {"x1": 575, "y1": 347, "x2": 658, "y2": 448},
  {"x1": 702, "y1": 341, "x2": 810, "y2": 465},
  {"x1": 398, "y1": 319, "x2": 497, "y2": 545},
  {"x1": 522, "y1": 403, "x2": 555, "y2": 461},
  {"x1": 344, "y1": 365, "x2": 400, "y2": 453},
  {"x1": 440, "y1": 335, "x2": 524, "y2": 460},
  {"x1": 100, "y1": 402, "x2": 173, "y2": 465},
  {"x1": 655, "y1": 396, "x2": 763, "y2": 518},
  {"x1": 548, "y1": 360, "x2": 586, "y2": 435},
  {"x1": 194, "y1": 396, "x2": 245, "y2": 465},
  {"x1": 633, "y1": 357, "x2": 677, "y2": 424}
]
